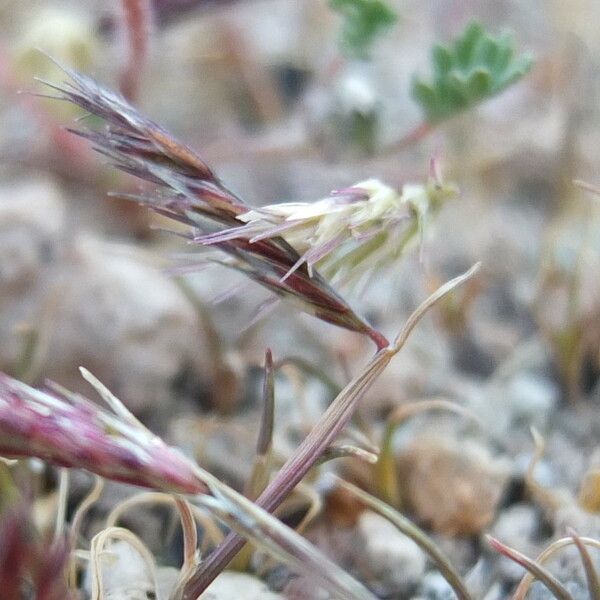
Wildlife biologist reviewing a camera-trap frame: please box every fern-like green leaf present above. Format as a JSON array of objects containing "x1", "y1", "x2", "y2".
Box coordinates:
[
  {"x1": 412, "y1": 22, "x2": 533, "y2": 123},
  {"x1": 329, "y1": 0, "x2": 397, "y2": 58}
]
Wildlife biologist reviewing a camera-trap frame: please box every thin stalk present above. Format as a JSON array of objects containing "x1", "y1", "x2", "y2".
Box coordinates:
[
  {"x1": 232, "y1": 349, "x2": 275, "y2": 571},
  {"x1": 525, "y1": 427, "x2": 564, "y2": 513},
  {"x1": 381, "y1": 121, "x2": 434, "y2": 154},
  {"x1": 567, "y1": 528, "x2": 600, "y2": 600},
  {"x1": 335, "y1": 477, "x2": 472, "y2": 600},
  {"x1": 69, "y1": 477, "x2": 104, "y2": 588},
  {"x1": 170, "y1": 497, "x2": 200, "y2": 600},
  {"x1": 487, "y1": 536, "x2": 573, "y2": 600},
  {"x1": 105, "y1": 491, "x2": 223, "y2": 552},
  {"x1": 181, "y1": 264, "x2": 480, "y2": 597},
  {"x1": 175, "y1": 497, "x2": 198, "y2": 571},
  {"x1": 119, "y1": 0, "x2": 153, "y2": 102},
  {"x1": 196, "y1": 482, "x2": 376, "y2": 600},
  {"x1": 89, "y1": 527, "x2": 158, "y2": 600},
  {"x1": 53, "y1": 468, "x2": 69, "y2": 542},
  {"x1": 513, "y1": 536, "x2": 600, "y2": 600},
  {"x1": 319, "y1": 444, "x2": 378, "y2": 465}
]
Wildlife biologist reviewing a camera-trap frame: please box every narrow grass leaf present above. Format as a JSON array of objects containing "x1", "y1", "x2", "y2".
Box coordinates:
[
  {"x1": 335, "y1": 477, "x2": 472, "y2": 600},
  {"x1": 486, "y1": 536, "x2": 573, "y2": 600}
]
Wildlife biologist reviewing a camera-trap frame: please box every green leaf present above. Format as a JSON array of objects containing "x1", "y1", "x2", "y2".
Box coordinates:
[
  {"x1": 455, "y1": 22, "x2": 483, "y2": 68},
  {"x1": 329, "y1": 0, "x2": 398, "y2": 58},
  {"x1": 411, "y1": 21, "x2": 533, "y2": 123},
  {"x1": 412, "y1": 79, "x2": 438, "y2": 112},
  {"x1": 466, "y1": 69, "x2": 491, "y2": 99},
  {"x1": 432, "y1": 44, "x2": 453, "y2": 76}
]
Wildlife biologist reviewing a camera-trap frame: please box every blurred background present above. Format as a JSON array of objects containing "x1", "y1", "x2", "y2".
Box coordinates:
[{"x1": 1, "y1": 1, "x2": 600, "y2": 595}]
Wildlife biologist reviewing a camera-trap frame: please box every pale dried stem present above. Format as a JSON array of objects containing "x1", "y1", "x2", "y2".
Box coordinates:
[
  {"x1": 54, "y1": 468, "x2": 69, "y2": 542},
  {"x1": 105, "y1": 492, "x2": 224, "y2": 552},
  {"x1": 512, "y1": 536, "x2": 600, "y2": 600},
  {"x1": 568, "y1": 529, "x2": 600, "y2": 600},
  {"x1": 89, "y1": 527, "x2": 158, "y2": 600},
  {"x1": 182, "y1": 264, "x2": 481, "y2": 597},
  {"x1": 488, "y1": 536, "x2": 572, "y2": 600},
  {"x1": 80, "y1": 366, "x2": 145, "y2": 430},
  {"x1": 175, "y1": 497, "x2": 198, "y2": 571},
  {"x1": 69, "y1": 476, "x2": 105, "y2": 588},
  {"x1": 256, "y1": 482, "x2": 323, "y2": 577},
  {"x1": 320, "y1": 444, "x2": 379, "y2": 464},
  {"x1": 336, "y1": 477, "x2": 472, "y2": 600},
  {"x1": 525, "y1": 427, "x2": 565, "y2": 514}
]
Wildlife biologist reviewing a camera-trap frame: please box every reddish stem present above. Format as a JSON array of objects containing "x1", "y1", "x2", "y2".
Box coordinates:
[
  {"x1": 119, "y1": 0, "x2": 153, "y2": 102},
  {"x1": 367, "y1": 327, "x2": 390, "y2": 351},
  {"x1": 182, "y1": 350, "x2": 391, "y2": 598},
  {"x1": 382, "y1": 121, "x2": 434, "y2": 154}
]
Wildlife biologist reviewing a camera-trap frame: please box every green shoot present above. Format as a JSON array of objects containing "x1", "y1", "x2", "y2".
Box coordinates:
[
  {"x1": 412, "y1": 22, "x2": 533, "y2": 124},
  {"x1": 329, "y1": 0, "x2": 397, "y2": 58}
]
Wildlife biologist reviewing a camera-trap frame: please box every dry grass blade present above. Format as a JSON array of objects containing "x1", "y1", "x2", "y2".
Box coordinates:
[
  {"x1": 197, "y1": 485, "x2": 377, "y2": 600},
  {"x1": 319, "y1": 444, "x2": 379, "y2": 464},
  {"x1": 175, "y1": 497, "x2": 198, "y2": 571},
  {"x1": 525, "y1": 427, "x2": 563, "y2": 513},
  {"x1": 69, "y1": 476, "x2": 105, "y2": 588},
  {"x1": 567, "y1": 528, "x2": 600, "y2": 600},
  {"x1": 392, "y1": 263, "x2": 480, "y2": 350},
  {"x1": 244, "y1": 349, "x2": 275, "y2": 500},
  {"x1": 54, "y1": 468, "x2": 69, "y2": 542},
  {"x1": 183, "y1": 349, "x2": 395, "y2": 597},
  {"x1": 89, "y1": 527, "x2": 158, "y2": 600},
  {"x1": 170, "y1": 497, "x2": 200, "y2": 600},
  {"x1": 182, "y1": 264, "x2": 481, "y2": 596},
  {"x1": 512, "y1": 536, "x2": 600, "y2": 600},
  {"x1": 234, "y1": 350, "x2": 276, "y2": 571},
  {"x1": 105, "y1": 491, "x2": 223, "y2": 552},
  {"x1": 574, "y1": 179, "x2": 600, "y2": 197},
  {"x1": 486, "y1": 536, "x2": 573, "y2": 600},
  {"x1": 334, "y1": 477, "x2": 472, "y2": 600}
]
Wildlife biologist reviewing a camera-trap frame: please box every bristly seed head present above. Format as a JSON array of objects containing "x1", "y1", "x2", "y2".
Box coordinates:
[
  {"x1": 0, "y1": 372, "x2": 208, "y2": 495},
  {"x1": 38, "y1": 63, "x2": 457, "y2": 349},
  {"x1": 198, "y1": 176, "x2": 458, "y2": 285}
]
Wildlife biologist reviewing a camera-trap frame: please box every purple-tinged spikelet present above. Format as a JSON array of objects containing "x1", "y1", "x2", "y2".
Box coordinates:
[
  {"x1": 0, "y1": 372, "x2": 207, "y2": 494},
  {"x1": 41, "y1": 66, "x2": 389, "y2": 349}
]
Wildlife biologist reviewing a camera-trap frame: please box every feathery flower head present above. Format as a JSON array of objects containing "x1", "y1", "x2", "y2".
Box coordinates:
[
  {"x1": 41, "y1": 64, "x2": 390, "y2": 348},
  {"x1": 199, "y1": 175, "x2": 457, "y2": 284}
]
